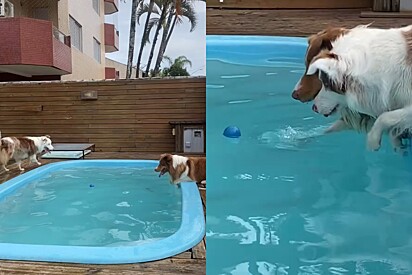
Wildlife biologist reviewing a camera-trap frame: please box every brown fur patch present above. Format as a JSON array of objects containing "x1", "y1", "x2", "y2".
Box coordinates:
[
  {"x1": 0, "y1": 139, "x2": 14, "y2": 158},
  {"x1": 13, "y1": 137, "x2": 37, "y2": 156},
  {"x1": 312, "y1": 50, "x2": 338, "y2": 63},
  {"x1": 306, "y1": 27, "x2": 348, "y2": 66},
  {"x1": 0, "y1": 138, "x2": 15, "y2": 169},
  {"x1": 293, "y1": 27, "x2": 349, "y2": 102},
  {"x1": 187, "y1": 157, "x2": 206, "y2": 184},
  {"x1": 402, "y1": 28, "x2": 412, "y2": 64}
]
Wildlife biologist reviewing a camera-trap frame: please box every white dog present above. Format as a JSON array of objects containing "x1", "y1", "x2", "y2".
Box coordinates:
[
  {"x1": 293, "y1": 24, "x2": 412, "y2": 152},
  {"x1": 0, "y1": 135, "x2": 54, "y2": 171}
]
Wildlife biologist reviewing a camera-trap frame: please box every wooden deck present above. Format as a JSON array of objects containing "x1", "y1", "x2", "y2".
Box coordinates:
[
  {"x1": 0, "y1": 152, "x2": 206, "y2": 275},
  {"x1": 206, "y1": 8, "x2": 412, "y2": 36}
]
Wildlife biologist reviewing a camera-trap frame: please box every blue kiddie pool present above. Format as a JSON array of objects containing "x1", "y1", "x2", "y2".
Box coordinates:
[
  {"x1": 0, "y1": 160, "x2": 205, "y2": 264},
  {"x1": 207, "y1": 35, "x2": 412, "y2": 275}
]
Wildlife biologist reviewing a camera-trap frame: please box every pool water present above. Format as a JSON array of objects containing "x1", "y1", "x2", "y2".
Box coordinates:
[
  {"x1": 207, "y1": 36, "x2": 412, "y2": 275},
  {"x1": 0, "y1": 167, "x2": 181, "y2": 246}
]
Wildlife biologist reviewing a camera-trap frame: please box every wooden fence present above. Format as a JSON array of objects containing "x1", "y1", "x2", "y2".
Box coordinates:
[{"x1": 0, "y1": 77, "x2": 205, "y2": 153}]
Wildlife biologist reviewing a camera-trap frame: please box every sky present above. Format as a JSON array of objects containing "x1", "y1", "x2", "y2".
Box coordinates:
[{"x1": 106, "y1": 1, "x2": 206, "y2": 76}]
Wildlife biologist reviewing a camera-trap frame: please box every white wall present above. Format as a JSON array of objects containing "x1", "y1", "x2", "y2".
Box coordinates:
[{"x1": 60, "y1": 0, "x2": 106, "y2": 80}]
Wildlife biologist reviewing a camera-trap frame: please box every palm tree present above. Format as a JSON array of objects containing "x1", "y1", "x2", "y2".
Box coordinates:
[
  {"x1": 144, "y1": 0, "x2": 170, "y2": 76},
  {"x1": 152, "y1": 0, "x2": 198, "y2": 76},
  {"x1": 161, "y1": 55, "x2": 192, "y2": 76},
  {"x1": 126, "y1": 0, "x2": 140, "y2": 78},
  {"x1": 135, "y1": 0, "x2": 156, "y2": 78}
]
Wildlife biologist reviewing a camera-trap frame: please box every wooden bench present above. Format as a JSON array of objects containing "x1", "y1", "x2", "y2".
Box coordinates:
[{"x1": 42, "y1": 143, "x2": 95, "y2": 159}]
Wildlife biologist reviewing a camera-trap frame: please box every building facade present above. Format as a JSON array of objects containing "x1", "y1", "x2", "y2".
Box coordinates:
[
  {"x1": 0, "y1": 0, "x2": 120, "y2": 82},
  {"x1": 105, "y1": 57, "x2": 142, "y2": 79}
]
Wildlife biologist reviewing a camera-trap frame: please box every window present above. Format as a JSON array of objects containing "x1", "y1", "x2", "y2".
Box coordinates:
[
  {"x1": 93, "y1": 0, "x2": 100, "y2": 15},
  {"x1": 93, "y1": 37, "x2": 101, "y2": 63},
  {"x1": 69, "y1": 16, "x2": 82, "y2": 52}
]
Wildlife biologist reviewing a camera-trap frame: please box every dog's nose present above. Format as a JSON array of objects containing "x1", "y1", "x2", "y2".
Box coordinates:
[
  {"x1": 312, "y1": 104, "x2": 318, "y2": 113},
  {"x1": 292, "y1": 90, "x2": 300, "y2": 100}
]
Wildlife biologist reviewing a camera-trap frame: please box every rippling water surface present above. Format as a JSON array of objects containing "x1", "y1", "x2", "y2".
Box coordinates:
[
  {"x1": 0, "y1": 167, "x2": 182, "y2": 246},
  {"x1": 207, "y1": 36, "x2": 412, "y2": 275}
]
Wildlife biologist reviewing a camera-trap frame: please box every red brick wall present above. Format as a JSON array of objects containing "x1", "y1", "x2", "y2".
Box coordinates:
[
  {"x1": 0, "y1": 17, "x2": 71, "y2": 76},
  {"x1": 53, "y1": 39, "x2": 72, "y2": 73},
  {"x1": 0, "y1": 18, "x2": 22, "y2": 64},
  {"x1": 105, "y1": 67, "x2": 117, "y2": 79},
  {"x1": 19, "y1": 18, "x2": 53, "y2": 66},
  {"x1": 104, "y1": 23, "x2": 119, "y2": 51}
]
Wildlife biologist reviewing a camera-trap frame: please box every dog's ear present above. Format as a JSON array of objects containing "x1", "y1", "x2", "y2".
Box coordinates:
[
  {"x1": 164, "y1": 154, "x2": 173, "y2": 163},
  {"x1": 307, "y1": 51, "x2": 339, "y2": 76},
  {"x1": 160, "y1": 153, "x2": 172, "y2": 163},
  {"x1": 306, "y1": 34, "x2": 329, "y2": 66},
  {"x1": 164, "y1": 155, "x2": 174, "y2": 170},
  {"x1": 306, "y1": 27, "x2": 347, "y2": 66},
  {"x1": 159, "y1": 153, "x2": 168, "y2": 162},
  {"x1": 45, "y1": 135, "x2": 50, "y2": 138}
]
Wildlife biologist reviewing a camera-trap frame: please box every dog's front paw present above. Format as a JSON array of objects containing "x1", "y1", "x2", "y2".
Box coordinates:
[
  {"x1": 36, "y1": 161, "x2": 41, "y2": 166},
  {"x1": 19, "y1": 168, "x2": 25, "y2": 171},
  {"x1": 367, "y1": 131, "x2": 382, "y2": 151},
  {"x1": 3, "y1": 168, "x2": 9, "y2": 172}
]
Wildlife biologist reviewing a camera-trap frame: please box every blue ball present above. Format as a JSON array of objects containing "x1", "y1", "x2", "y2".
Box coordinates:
[
  {"x1": 89, "y1": 184, "x2": 95, "y2": 188},
  {"x1": 223, "y1": 126, "x2": 241, "y2": 138}
]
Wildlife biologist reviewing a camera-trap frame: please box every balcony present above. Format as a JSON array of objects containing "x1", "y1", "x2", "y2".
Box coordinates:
[
  {"x1": 104, "y1": 0, "x2": 119, "y2": 14},
  {"x1": 104, "y1": 23, "x2": 119, "y2": 53},
  {"x1": 105, "y1": 67, "x2": 119, "y2": 79},
  {"x1": 0, "y1": 17, "x2": 72, "y2": 79}
]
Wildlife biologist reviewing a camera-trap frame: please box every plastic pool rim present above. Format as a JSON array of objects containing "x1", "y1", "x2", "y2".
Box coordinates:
[{"x1": 0, "y1": 159, "x2": 205, "y2": 264}]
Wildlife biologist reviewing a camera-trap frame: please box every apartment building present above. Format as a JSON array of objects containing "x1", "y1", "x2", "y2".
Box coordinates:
[
  {"x1": 105, "y1": 57, "x2": 143, "y2": 79},
  {"x1": 0, "y1": 0, "x2": 120, "y2": 82}
]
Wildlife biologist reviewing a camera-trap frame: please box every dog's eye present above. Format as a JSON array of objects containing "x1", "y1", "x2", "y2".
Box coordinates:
[{"x1": 319, "y1": 70, "x2": 332, "y2": 88}]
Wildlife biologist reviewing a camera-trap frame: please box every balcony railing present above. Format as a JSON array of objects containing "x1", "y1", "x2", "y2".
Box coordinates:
[{"x1": 53, "y1": 26, "x2": 71, "y2": 47}]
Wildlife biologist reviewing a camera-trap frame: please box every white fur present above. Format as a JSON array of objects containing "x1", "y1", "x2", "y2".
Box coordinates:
[
  {"x1": 1, "y1": 135, "x2": 54, "y2": 172},
  {"x1": 172, "y1": 155, "x2": 188, "y2": 168},
  {"x1": 26, "y1": 136, "x2": 54, "y2": 154},
  {"x1": 313, "y1": 88, "x2": 346, "y2": 116},
  {"x1": 3, "y1": 137, "x2": 13, "y2": 144},
  {"x1": 310, "y1": 24, "x2": 412, "y2": 151},
  {"x1": 171, "y1": 155, "x2": 191, "y2": 183},
  {"x1": 323, "y1": 107, "x2": 376, "y2": 134}
]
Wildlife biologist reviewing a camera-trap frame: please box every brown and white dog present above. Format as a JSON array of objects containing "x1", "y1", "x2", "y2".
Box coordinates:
[
  {"x1": 0, "y1": 137, "x2": 15, "y2": 172},
  {"x1": 292, "y1": 25, "x2": 412, "y2": 152},
  {"x1": 154, "y1": 153, "x2": 206, "y2": 185},
  {"x1": 293, "y1": 27, "x2": 377, "y2": 133},
  {"x1": 0, "y1": 135, "x2": 54, "y2": 172}
]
